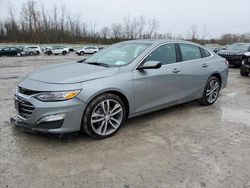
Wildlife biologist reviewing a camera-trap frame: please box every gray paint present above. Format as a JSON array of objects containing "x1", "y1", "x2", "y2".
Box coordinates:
[{"x1": 15, "y1": 39, "x2": 229, "y2": 133}]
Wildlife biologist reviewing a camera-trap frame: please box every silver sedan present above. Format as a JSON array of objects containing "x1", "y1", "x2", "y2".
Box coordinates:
[{"x1": 11, "y1": 39, "x2": 229, "y2": 139}]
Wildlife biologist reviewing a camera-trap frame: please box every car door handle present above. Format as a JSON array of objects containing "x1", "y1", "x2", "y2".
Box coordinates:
[
  {"x1": 202, "y1": 63, "x2": 208, "y2": 68},
  {"x1": 172, "y1": 68, "x2": 181, "y2": 73}
]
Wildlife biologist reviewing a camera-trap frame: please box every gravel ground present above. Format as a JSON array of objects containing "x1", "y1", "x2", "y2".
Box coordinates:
[{"x1": 0, "y1": 54, "x2": 250, "y2": 188}]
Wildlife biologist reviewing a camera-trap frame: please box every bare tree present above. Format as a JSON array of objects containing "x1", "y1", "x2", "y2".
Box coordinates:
[
  {"x1": 111, "y1": 23, "x2": 122, "y2": 39},
  {"x1": 188, "y1": 24, "x2": 198, "y2": 42},
  {"x1": 145, "y1": 18, "x2": 159, "y2": 39},
  {"x1": 100, "y1": 27, "x2": 110, "y2": 39},
  {"x1": 137, "y1": 15, "x2": 146, "y2": 39}
]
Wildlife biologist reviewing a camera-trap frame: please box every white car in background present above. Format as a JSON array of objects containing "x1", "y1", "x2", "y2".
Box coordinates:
[
  {"x1": 26, "y1": 46, "x2": 42, "y2": 55},
  {"x1": 51, "y1": 46, "x2": 70, "y2": 55},
  {"x1": 76, "y1": 46, "x2": 99, "y2": 55}
]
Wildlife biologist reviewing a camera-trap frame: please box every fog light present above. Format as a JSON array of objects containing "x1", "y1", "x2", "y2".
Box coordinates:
[{"x1": 36, "y1": 113, "x2": 65, "y2": 124}]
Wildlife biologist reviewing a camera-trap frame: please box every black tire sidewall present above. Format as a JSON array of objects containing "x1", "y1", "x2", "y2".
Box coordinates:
[
  {"x1": 240, "y1": 65, "x2": 249, "y2": 76},
  {"x1": 82, "y1": 93, "x2": 126, "y2": 139}
]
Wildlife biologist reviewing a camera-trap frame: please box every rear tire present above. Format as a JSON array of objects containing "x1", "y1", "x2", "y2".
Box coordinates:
[
  {"x1": 17, "y1": 52, "x2": 22, "y2": 57},
  {"x1": 62, "y1": 51, "x2": 67, "y2": 55},
  {"x1": 240, "y1": 65, "x2": 249, "y2": 77},
  {"x1": 29, "y1": 52, "x2": 34, "y2": 56},
  {"x1": 199, "y1": 76, "x2": 220, "y2": 106},
  {"x1": 82, "y1": 93, "x2": 126, "y2": 139},
  {"x1": 80, "y1": 51, "x2": 84, "y2": 56}
]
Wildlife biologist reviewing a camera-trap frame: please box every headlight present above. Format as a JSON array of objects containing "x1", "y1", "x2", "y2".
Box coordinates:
[{"x1": 35, "y1": 90, "x2": 81, "y2": 102}]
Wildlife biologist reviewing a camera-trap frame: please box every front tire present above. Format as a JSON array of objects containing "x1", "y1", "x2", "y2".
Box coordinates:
[
  {"x1": 62, "y1": 51, "x2": 67, "y2": 55},
  {"x1": 82, "y1": 93, "x2": 126, "y2": 139},
  {"x1": 240, "y1": 65, "x2": 249, "y2": 77},
  {"x1": 199, "y1": 76, "x2": 220, "y2": 106},
  {"x1": 17, "y1": 52, "x2": 22, "y2": 57}
]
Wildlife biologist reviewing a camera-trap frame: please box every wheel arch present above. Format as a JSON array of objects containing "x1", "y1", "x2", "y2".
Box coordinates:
[
  {"x1": 210, "y1": 72, "x2": 222, "y2": 87},
  {"x1": 84, "y1": 89, "x2": 130, "y2": 119}
]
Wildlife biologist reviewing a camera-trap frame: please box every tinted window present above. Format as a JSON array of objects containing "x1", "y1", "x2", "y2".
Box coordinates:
[
  {"x1": 179, "y1": 44, "x2": 201, "y2": 61},
  {"x1": 201, "y1": 48, "x2": 211, "y2": 58},
  {"x1": 145, "y1": 43, "x2": 176, "y2": 65}
]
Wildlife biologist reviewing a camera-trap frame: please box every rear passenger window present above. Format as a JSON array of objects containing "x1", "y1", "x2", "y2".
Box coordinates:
[
  {"x1": 145, "y1": 43, "x2": 177, "y2": 65},
  {"x1": 201, "y1": 48, "x2": 212, "y2": 58},
  {"x1": 179, "y1": 44, "x2": 201, "y2": 61}
]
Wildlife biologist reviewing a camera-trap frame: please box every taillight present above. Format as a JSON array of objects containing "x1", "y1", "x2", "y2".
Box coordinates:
[{"x1": 225, "y1": 60, "x2": 229, "y2": 67}]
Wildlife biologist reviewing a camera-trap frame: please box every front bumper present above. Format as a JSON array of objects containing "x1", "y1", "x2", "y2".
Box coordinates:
[
  {"x1": 10, "y1": 93, "x2": 87, "y2": 134},
  {"x1": 218, "y1": 54, "x2": 242, "y2": 66}
]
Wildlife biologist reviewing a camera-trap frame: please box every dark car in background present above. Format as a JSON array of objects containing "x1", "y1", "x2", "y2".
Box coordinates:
[
  {"x1": 0, "y1": 47, "x2": 23, "y2": 57},
  {"x1": 240, "y1": 52, "x2": 250, "y2": 77},
  {"x1": 217, "y1": 43, "x2": 250, "y2": 67}
]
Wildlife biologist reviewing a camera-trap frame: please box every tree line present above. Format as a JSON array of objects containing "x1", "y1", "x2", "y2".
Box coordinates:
[{"x1": 0, "y1": 0, "x2": 250, "y2": 45}]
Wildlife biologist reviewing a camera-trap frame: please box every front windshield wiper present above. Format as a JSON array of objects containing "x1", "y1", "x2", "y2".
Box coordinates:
[
  {"x1": 77, "y1": 58, "x2": 86, "y2": 63},
  {"x1": 86, "y1": 62, "x2": 109, "y2": 67}
]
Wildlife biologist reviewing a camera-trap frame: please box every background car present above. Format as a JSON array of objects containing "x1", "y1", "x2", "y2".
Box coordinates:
[
  {"x1": 50, "y1": 46, "x2": 70, "y2": 55},
  {"x1": 240, "y1": 52, "x2": 250, "y2": 76},
  {"x1": 217, "y1": 43, "x2": 250, "y2": 67},
  {"x1": 17, "y1": 46, "x2": 38, "y2": 56},
  {"x1": 43, "y1": 47, "x2": 52, "y2": 55},
  {"x1": 26, "y1": 46, "x2": 42, "y2": 55},
  {"x1": 67, "y1": 46, "x2": 74, "y2": 52},
  {"x1": 0, "y1": 47, "x2": 23, "y2": 57},
  {"x1": 76, "y1": 46, "x2": 99, "y2": 55}
]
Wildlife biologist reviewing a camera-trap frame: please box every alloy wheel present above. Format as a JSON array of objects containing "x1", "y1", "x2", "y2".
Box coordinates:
[
  {"x1": 206, "y1": 79, "x2": 220, "y2": 103},
  {"x1": 91, "y1": 99, "x2": 123, "y2": 136}
]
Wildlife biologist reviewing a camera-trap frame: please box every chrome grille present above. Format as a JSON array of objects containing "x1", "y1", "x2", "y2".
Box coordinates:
[
  {"x1": 219, "y1": 53, "x2": 235, "y2": 61},
  {"x1": 15, "y1": 96, "x2": 35, "y2": 119}
]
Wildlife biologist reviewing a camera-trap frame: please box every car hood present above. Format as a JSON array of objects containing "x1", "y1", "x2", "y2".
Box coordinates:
[{"x1": 27, "y1": 62, "x2": 119, "y2": 84}]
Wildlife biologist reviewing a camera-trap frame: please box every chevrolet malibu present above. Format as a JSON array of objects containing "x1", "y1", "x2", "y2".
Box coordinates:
[{"x1": 11, "y1": 40, "x2": 229, "y2": 139}]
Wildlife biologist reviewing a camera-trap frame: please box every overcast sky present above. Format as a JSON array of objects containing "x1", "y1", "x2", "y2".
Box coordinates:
[{"x1": 1, "y1": 0, "x2": 250, "y2": 38}]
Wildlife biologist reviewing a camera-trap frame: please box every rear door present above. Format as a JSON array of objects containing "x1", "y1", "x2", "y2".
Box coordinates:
[
  {"x1": 133, "y1": 43, "x2": 182, "y2": 113},
  {"x1": 177, "y1": 43, "x2": 212, "y2": 102}
]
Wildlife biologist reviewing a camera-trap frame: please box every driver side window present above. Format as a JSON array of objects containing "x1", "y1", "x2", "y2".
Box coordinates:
[{"x1": 144, "y1": 43, "x2": 177, "y2": 65}]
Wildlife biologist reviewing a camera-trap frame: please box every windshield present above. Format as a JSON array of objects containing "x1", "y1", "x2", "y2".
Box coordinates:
[
  {"x1": 227, "y1": 44, "x2": 250, "y2": 51},
  {"x1": 85, "y1": 43, "x2": 150, "y2": 66}
]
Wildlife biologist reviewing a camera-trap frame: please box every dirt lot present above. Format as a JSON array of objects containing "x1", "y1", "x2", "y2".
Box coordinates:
[{"x1": 0, "y1": 54, "x2": 250, "y2": 188}]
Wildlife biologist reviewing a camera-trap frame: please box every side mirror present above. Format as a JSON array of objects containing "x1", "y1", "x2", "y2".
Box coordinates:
[{"x1": 137, "y1": 61, "x2": 162, "y2": 70}]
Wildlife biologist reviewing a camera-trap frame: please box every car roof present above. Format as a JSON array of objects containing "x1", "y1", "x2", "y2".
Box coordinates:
[{"x1": 121, "y1": 39, "x2": 200, "y2": 46}]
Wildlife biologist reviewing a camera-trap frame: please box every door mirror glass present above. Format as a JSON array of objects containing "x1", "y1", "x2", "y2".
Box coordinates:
[{"x1": 137, "y1": 61, "x2": 162, "y2": 70}]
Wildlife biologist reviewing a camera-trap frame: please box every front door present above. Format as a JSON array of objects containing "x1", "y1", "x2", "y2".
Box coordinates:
[{"x1": 133, "y1": 43, "x2": 182, "y2": 113}]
